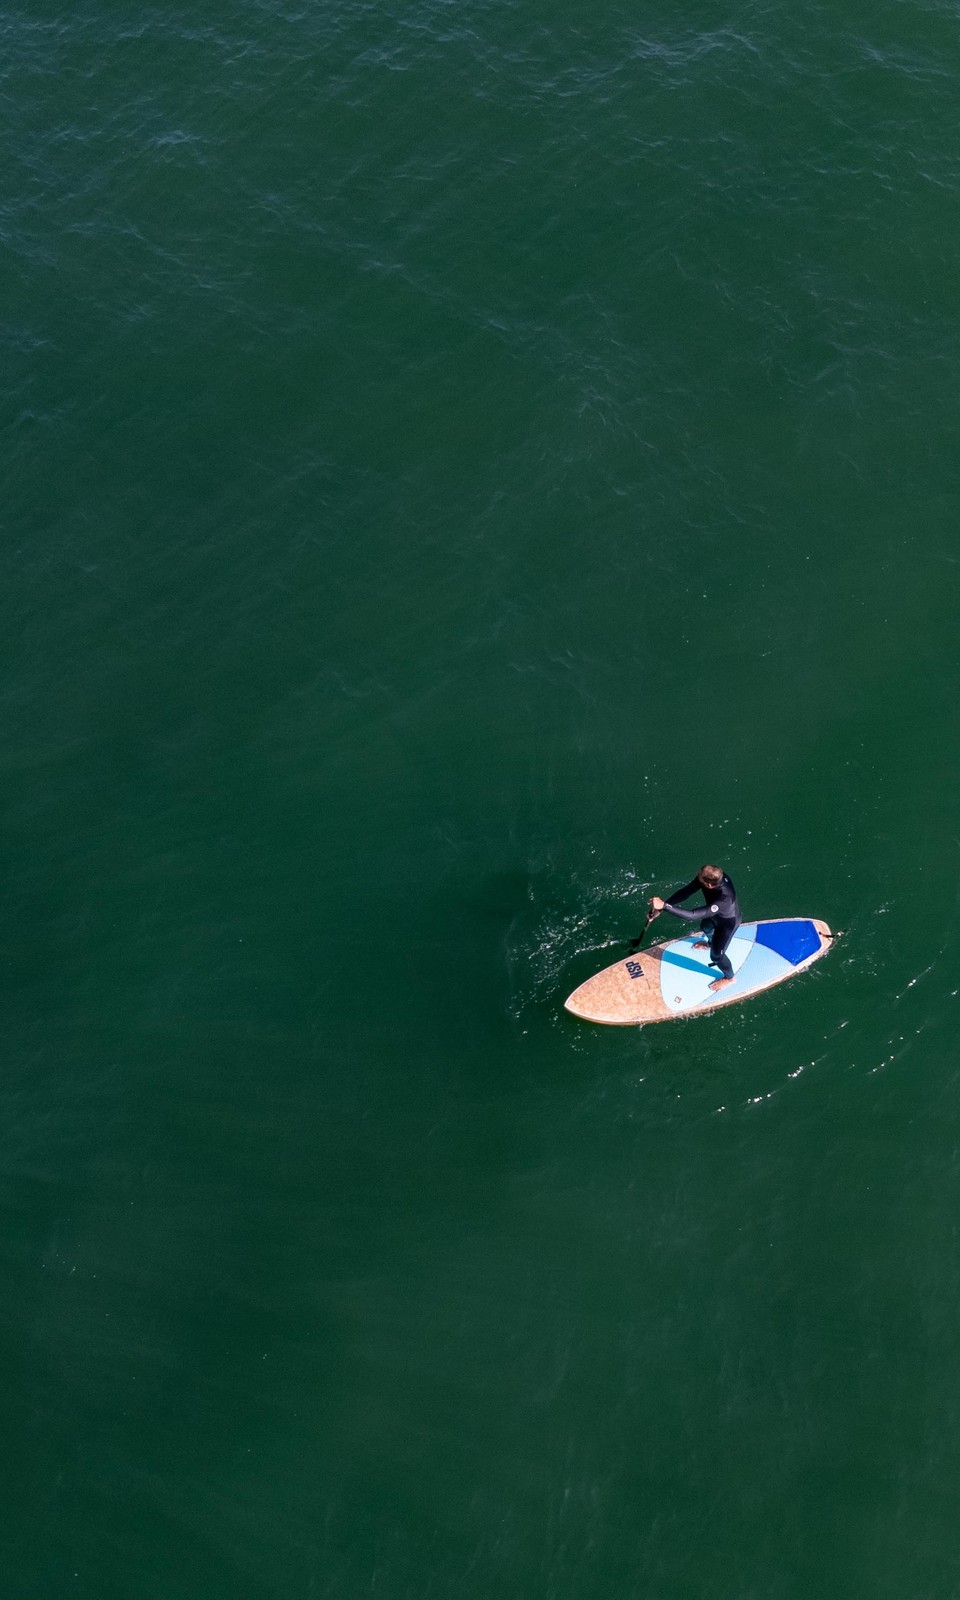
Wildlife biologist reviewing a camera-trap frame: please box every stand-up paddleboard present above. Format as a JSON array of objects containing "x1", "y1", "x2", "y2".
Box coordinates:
[{"x1": 565, "y1": 918, "x2": 833, "y2": 1025}]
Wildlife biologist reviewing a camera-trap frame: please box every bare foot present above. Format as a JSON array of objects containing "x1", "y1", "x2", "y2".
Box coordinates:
[
  {"x1": 693, "y1": 940, "x2": 710, "y2": 950},
  {"x1": 709, "y1": 976, "x2": 734, "y2": 992}
]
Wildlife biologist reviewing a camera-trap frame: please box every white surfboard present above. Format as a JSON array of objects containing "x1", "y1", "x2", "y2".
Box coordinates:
[{"x1": 564, "y1": 918, "x2": 834, "y2": 1025}]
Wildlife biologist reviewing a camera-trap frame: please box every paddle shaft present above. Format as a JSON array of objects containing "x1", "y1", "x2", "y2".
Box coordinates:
[{"x1": 628, "y1": 905, "x2": 660, "y2": 951}]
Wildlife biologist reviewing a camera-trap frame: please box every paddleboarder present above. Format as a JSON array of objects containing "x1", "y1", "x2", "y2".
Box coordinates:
[{"x1": 649, "y1": 864, "x2": 741, "y2": 991}]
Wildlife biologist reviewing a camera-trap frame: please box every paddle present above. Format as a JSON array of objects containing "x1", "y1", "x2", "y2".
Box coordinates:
[{"x1": 627, "y1": 903, "x2": 660, "y2": 952}]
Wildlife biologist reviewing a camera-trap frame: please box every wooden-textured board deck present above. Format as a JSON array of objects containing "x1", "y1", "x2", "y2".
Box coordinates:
[{"x1": 564, "y1": 918, "x2": 834, "y2": 1025}]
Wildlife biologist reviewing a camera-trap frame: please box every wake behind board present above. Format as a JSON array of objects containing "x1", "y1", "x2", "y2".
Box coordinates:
[{"x1": 565, "y1": 918, "x2": 833, "y2": 1025}]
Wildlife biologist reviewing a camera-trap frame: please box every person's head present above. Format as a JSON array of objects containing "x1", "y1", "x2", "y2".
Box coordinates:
[{"x1": 698, "y1": 864, "x2": 723, "y2": 889}]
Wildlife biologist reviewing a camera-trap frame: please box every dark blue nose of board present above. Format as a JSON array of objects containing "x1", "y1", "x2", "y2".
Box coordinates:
[{"x1": 754, "y1": 919, "x2": 821, "y2": 966}]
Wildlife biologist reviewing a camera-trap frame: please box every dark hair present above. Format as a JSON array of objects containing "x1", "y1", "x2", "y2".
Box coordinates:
[{"x1": 699, "y1": 864, "x2": 723, "y2": 887}]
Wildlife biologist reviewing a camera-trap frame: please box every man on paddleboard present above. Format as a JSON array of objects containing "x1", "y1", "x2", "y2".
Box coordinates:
[{"x1": 650, "y1": 865, "x2": 741, "y2": 991}]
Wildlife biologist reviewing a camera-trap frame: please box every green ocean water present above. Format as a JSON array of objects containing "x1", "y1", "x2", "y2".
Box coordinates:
[{"x1": 4, "y1": 0, "x2": 960, "y2": 1594}]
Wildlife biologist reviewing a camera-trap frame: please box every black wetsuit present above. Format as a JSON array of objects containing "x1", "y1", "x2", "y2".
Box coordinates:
[{"x1": 663, "y1": 873, "x2": 741, "y2": 981}]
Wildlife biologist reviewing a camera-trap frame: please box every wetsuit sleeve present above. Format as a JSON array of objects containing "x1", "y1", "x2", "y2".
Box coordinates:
[
  {"x1": 665, "y1": 878, "x2": 701, "y2": 907},
  {"x1": 662, "y1": 900, "x2": 719, "y2": 921}
]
